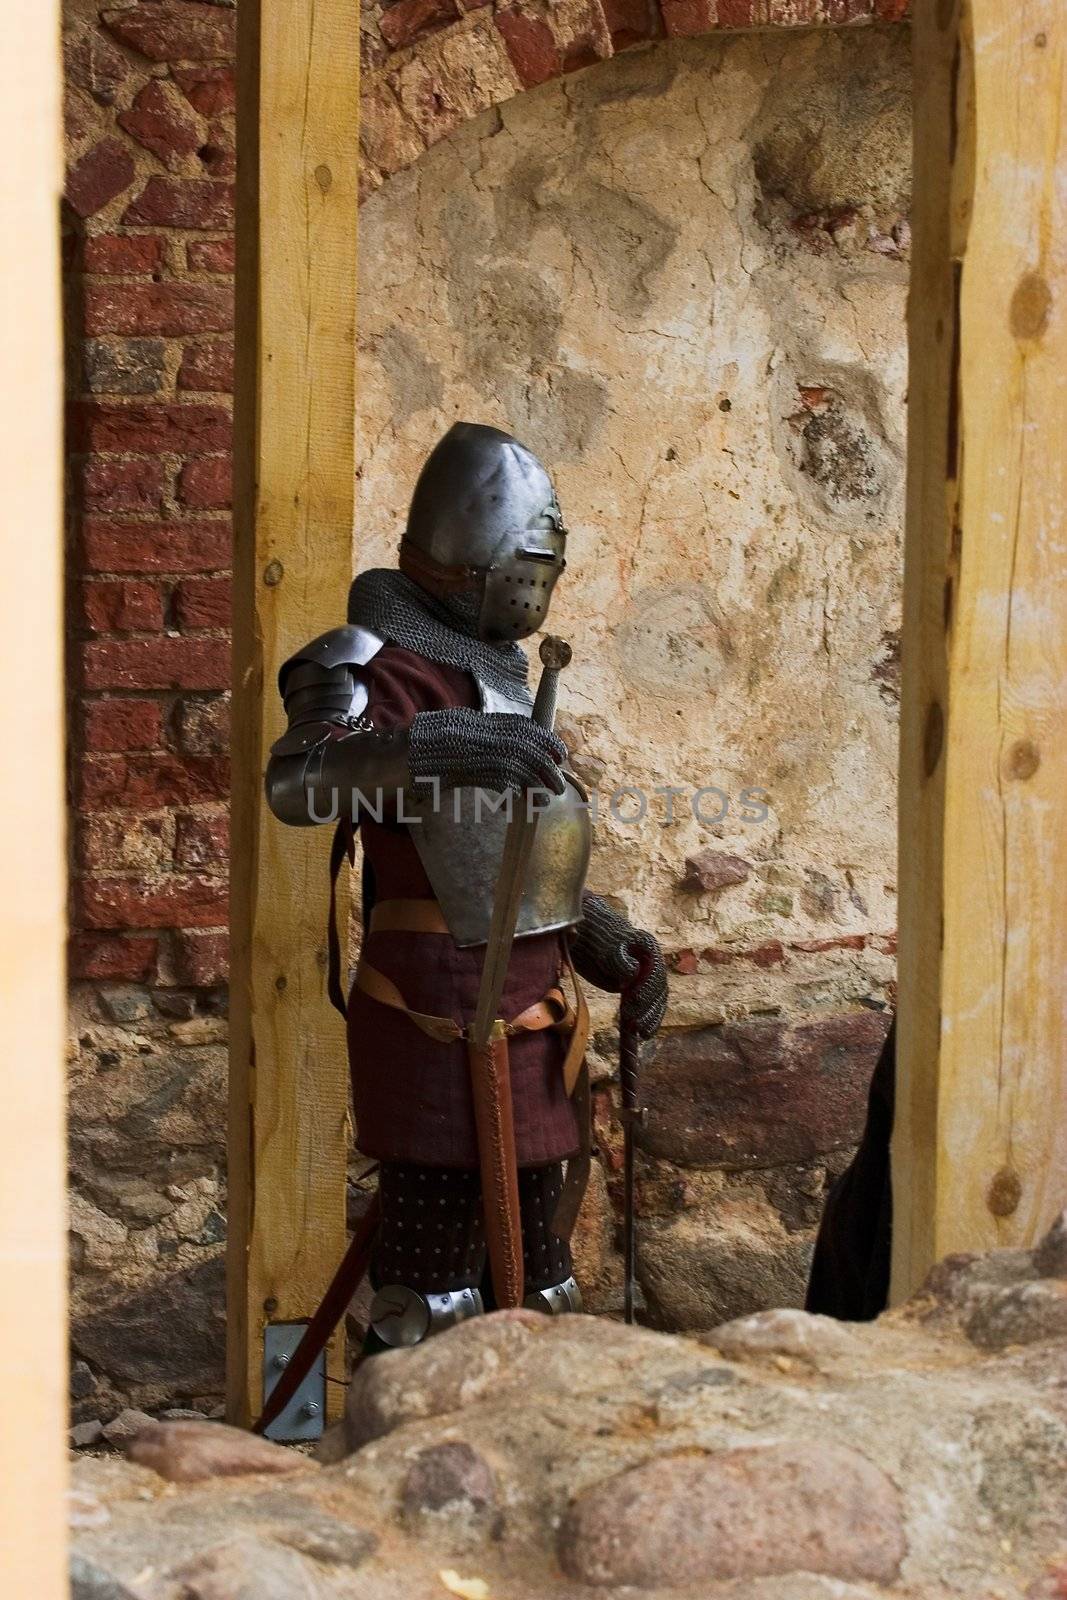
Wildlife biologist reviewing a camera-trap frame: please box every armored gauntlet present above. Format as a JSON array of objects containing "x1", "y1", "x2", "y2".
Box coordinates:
[
  {"x1": 570, "y1": 891, "x2": 668, "y2": 1040},
  {"x1": 410, "y1": 708, "x2": 567, "y2": 796}
]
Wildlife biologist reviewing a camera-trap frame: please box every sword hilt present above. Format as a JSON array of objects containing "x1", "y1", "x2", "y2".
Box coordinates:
[{"x1": 532, "y1": 635, "x2": 571, "y2": 732}]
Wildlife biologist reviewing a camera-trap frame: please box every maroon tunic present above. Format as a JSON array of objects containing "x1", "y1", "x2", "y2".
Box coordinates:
[{"x1": 345, "y1": 644, "x2": 579, "y2": 1169}]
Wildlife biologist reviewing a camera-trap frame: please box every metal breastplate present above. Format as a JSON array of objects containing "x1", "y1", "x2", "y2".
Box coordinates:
[{"x1": 407, "y1": 670, "x2": 590, "y2": 948}]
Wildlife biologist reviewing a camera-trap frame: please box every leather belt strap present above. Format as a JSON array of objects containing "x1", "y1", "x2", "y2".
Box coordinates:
[
  {"x1": 369, "y1": 898, "x2": 452, "y2": 936},
  {"x1": 353, "y1": 960, "x2": 573, "y2": 1045},
  {"x1": 356, "y1": 900, "x2": 591, "y2": 1105}
]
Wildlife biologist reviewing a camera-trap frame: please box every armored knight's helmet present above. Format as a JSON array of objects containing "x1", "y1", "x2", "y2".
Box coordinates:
[{"x1": 400, "y1": 422, "x2": 567, "y2": 643}]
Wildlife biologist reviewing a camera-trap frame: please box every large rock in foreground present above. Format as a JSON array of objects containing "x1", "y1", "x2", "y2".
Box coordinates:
[{"x1": 71, "y1": 1220, "x2": 1067, "y2": 1598}]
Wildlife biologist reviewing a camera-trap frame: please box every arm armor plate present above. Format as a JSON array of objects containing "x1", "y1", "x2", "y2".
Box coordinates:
[{"x1": 265, "y1": 626, "x2": 410, "y2": 827}]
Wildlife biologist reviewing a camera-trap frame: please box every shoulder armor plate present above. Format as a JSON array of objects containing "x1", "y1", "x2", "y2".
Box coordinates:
[{"x1": 278, "y1": 624, "x2": 384, "y2": 693}]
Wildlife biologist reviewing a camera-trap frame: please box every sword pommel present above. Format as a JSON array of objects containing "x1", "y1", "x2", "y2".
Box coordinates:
[
  {"x1": 533, "y1": 635, "x2": 570, "y2": 732},
  {"x1": 538, "y1": 635, "x2": 571, "y2": 672}
]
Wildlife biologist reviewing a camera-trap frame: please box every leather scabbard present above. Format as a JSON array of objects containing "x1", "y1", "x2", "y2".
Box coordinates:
[{"x1": 467, "y1": 1025, "x2": 524, "y2": 1308}]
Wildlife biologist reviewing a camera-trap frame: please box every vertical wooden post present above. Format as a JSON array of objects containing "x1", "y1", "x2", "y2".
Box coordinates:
[
  {"x1": 0, "y1": 0, "x2": 67, "y2": 1586},
  {"x1": 893, "y1": 0, "x2": 1067, "y2": 1298},
  {"x1": 227, "y1": 0, "x2": 360, "y2": 1424}
]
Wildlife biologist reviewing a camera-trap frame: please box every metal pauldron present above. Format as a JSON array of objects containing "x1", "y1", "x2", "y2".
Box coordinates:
[
  {"x1": 523, "y1": 1275, "x2": 583, "y2": 1316},
  {"x1": 368, "y1": 1284, "x2": 485, "y2": 1348}
]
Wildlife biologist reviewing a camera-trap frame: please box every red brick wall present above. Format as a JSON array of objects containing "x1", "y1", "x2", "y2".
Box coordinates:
[{"x1": 65, "y1": 2, "x2": 236, "y2": 997}]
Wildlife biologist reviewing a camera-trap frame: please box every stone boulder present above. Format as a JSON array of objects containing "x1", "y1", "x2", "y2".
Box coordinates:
[{"x1": 70, "y1": 1216, "x2": 1067, "y2": 1599}]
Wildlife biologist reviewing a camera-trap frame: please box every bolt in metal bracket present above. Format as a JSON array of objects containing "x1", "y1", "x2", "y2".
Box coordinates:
[{"x1": 261, "y1": 1323, "x2": 326, "y2": 1442}]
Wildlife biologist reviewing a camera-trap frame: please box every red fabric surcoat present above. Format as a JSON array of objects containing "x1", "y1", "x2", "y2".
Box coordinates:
[{"x1": 345, "y1": 644, "x2": 580, "y2": 1169}]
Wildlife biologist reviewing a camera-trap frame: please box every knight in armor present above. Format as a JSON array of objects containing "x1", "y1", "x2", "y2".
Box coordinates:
[{"x1": 266, "y1": 422, "x2": 667, "y2": 1352}]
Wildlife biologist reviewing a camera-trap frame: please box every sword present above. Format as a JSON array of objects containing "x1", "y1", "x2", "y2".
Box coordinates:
[
  {"x1": 620, "y1": 953, "x2": 652, "y2": 1325},
  {"x1": 468, "y1": 635, "x2": 572, "y2": 1309}
]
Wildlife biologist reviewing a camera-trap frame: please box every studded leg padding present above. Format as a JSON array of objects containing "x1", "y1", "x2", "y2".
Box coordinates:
[{"x1": 371, "y1": 1160, "x2": 574, "y2": 1298}]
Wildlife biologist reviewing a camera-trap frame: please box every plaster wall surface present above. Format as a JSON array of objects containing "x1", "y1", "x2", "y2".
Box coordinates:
[{"x1": 353, "y1": 27, "x2": 908, "y2": 1327}]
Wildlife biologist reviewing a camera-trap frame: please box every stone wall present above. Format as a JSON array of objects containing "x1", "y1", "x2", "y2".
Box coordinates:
[{"x1": 64, "y1": 0, "x2": 907, "y2": 1420}]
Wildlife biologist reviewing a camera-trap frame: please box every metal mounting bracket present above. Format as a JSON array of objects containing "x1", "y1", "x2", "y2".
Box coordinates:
[{"x1": 261, "y1": 1322, "x2": 326, "y2": 1442}]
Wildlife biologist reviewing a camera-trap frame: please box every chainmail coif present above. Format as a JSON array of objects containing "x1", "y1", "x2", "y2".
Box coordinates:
[{"x1": 348, "y1": 567, "x2": 532, "y2": 706}]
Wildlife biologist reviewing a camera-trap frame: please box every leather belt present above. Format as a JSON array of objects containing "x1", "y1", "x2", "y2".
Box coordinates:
[
  {"x1": 353, "y1": 960, "x2": 572, "y2": 1045},
  {"x1": 357, "y1": 897, "x2": 590, "y2": 1097},
  {"x1": 369, "y1": 897, "x2": 452, "y2": 936}
]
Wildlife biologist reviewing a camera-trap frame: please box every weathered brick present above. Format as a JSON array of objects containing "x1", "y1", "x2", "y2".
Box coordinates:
[
  {"x1": 764, "y1": 0, "x2": 820, "y2": 20},
  {"x1": 359, "y1": 80, "x2": 426, "y2": 182},
  {"x1": 821, "y1": 0, "x2": 874, "y2": 19},
  {"x1": 79, "y1": 580, "x2": 165, "y2": 635},
  {"x1": 177, "y1": 696, "x2": 230, "y2": 755},
  {"x1": 76, "y1": 873, "x2": 229, "y2": 931},
  {"x1": 170, "y1": 927, "x2": 228, "y2": 986},
  {"x1": 680, "y1": 849, "x2": 750, "y2": 894},
  {"x1": 380, "y1": 0, "x2": 460, "y2": 49},
  {"x1": 101, "y1": 5, "x2": 235, "y2": 64},
  {"x1": 173, "y1": 66, "x2": 237, "y2": 118},
  {"x1": 77, "y1": 812, "x2": 175, "y2": 873},
  {"x1": 69, "y1": 931, "x2": 160, "y2": 983},
  {"x1": 82, "y1": 698, "x2": 165, "y2": 753},
  {"x1": 174, "y1": 576, "x2": 231, "y2": 630},
  {"x1": 83, "y1": 234, "x2": 166, "y2": 275},
  {"x1": 788, "y1": 934, "x2": 867, "y2": 954},
  {"x1": 199, "y1": 125, "x2": 236, "y2": 178},
  {"x1": 175, "y1": 809, "x2": 229, "y2": 867},
  {"x1": 701, "y1": 941, "x2": 786, "y2": 968},
  {"x1": 85, "y1": 280, "x2": 233, "y2": 337},
  {"x1": 64, "y1": 28, "x2": 129, "y2": 107},
  {"x1": 600, "y1": 0, "x2": 662, "y2": 45},
  {"x1": 873, "y1": 0, "x2": 909, "y2": 15},
  {"x1": 65, "y1": 139, "x2": 136, "y2": 219},
  {"x1": 81, "y1": 635, "x2": 231, "y2": 692},
  {"x1": 495, "y1": 9, "x2": 561, "y2": 86},
  {"x1": 81, "y1": 519, "x2": 231, "y2": 574},
  {"x1": 118, "y1": 80, "x2": 204, "y2": 170},
  {"x1": 186, "y1": 239, "x2": 235, "y2": 274},
  {"x1": 123, "y1": 178, "x2": 235, "y2": 231},
  {"x1": 659, "y1": 0, "x2": 717, "y2": 33},
  {"x1": 69, "y1": 401, "x2": 231, "y2": 457},
  {"x1": 391, "y1": 21, "x2": 521, "y2": 148},
  {"x1": 81, "y1": 457, "x2": 166, "y2": 514},
  {"x1": 177, "y1": 337, "x2": 234, "y2": 393},
  {"x1": 178, "y1": 456, "x2": 232, "y2": 510},
  {"x1": 642, "y1": 1009, "x2": 891, "y2": 1169},
  {"x1": 717, "y1": 0, "x2": 762, "y2": 22},
  {"x1": 83, "y1": 338, "x2": 168, "y2": 397},
  {"x1": 78, "y1": 751, "x2": 230, "y2": 811}
]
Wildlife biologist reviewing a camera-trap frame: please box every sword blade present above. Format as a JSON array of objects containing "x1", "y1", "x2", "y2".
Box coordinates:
[
  {"x1": 468, "y1": 635, "x2": 571, "y2": 1049},
  {"x1": 469, "y1": 804, "x2": 540, "y2": 1047}
]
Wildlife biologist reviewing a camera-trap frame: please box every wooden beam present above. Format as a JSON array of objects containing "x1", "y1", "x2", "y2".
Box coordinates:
[
  {"x1": 227, "y1": 0, "x2": 360, "y2": 1425},
  {"x1": 893, "y1": 0, "x2": 1067, "y2": 1298},
  {"x1": 0, "y1": 0, "x2": 67, "y2": 1585}
]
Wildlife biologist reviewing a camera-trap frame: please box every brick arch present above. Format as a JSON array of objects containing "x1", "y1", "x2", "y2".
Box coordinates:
[{"x1": 359, "y1": 0, "x2": 910, "y2": 196}]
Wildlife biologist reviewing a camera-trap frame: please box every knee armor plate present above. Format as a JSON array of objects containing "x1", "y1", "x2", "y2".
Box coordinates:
[
  {"x1": 522, "y1": 1275, "x2": 583, "y2": 1316},
  {"x1": 368, "y1": 1283, "x2": 484, "y2": 1348}
]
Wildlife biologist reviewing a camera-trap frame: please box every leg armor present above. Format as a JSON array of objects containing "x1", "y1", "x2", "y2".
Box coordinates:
[
  {"x1": 367, "y1": 1162, "x2": 582, "y2": 1351},
  {"x1": 368, "y1": 1165, "x2": 486, "y2": 1350},
  {"x1": 516, "y1": 1162, "x2": 583, "y2": 1316}
]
